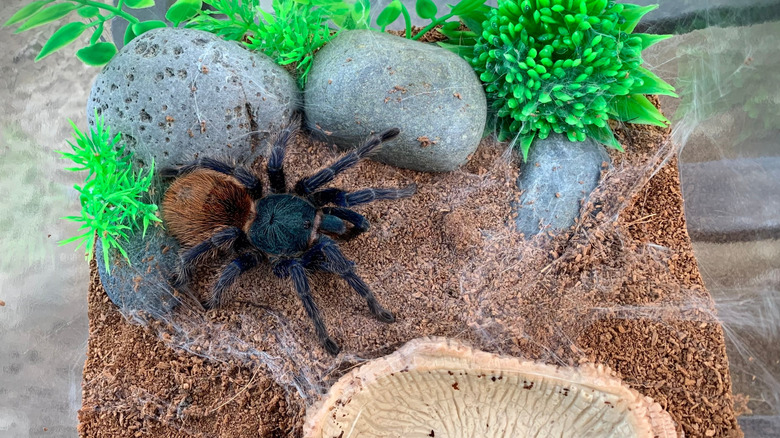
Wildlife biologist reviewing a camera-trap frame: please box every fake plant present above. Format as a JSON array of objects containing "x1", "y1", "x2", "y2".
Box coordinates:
[
  {"x1": 314, "y1": 0, "x2": 489, "y2": 41},
  {"x1": 59, "y1": 113, "x2": 161, "y2": 273},
  {"x1": 3, "y1": 0, "x2": 172, "y2": 66},
  {"x1": 468, "y1": 0, "x2": 677, "y2": 159},
  {"x1": 186, "y1": 0, "x2": 332, "y2": 86}
]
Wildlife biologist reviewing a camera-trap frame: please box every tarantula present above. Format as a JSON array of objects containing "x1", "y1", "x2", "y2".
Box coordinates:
[{"x1": 160, "y1": 122, "x2": 415, "y2": 355}]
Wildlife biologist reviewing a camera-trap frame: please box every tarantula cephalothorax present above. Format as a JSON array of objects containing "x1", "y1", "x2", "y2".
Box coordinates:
[{"x1": 161, "y1": 124, "x2": 416, "y2": 355}]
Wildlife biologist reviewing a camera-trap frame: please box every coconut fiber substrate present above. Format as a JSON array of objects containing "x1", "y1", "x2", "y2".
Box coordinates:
[{"x1": 78, "y1": 119, "x2": 742, "y2": 437}]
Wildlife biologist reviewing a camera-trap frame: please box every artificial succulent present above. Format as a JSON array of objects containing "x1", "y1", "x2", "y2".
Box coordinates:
[{"x1": 469, "y1": 0, "x2": 677, "y2": 159}]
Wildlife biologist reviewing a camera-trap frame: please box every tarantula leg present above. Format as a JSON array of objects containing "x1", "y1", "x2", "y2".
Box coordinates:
[
  {"x1": 319, "y1": 214, "x2": 347, "y2": 234},
  {"x1": 321, "y1": 207, "x2": 370, "y2": 239},
  {"x1": 309, "y1": 184, "x2": 417, "y2": 208},
  {"x1": 273, "y1": 260, "x2": 340, "y2": 355},
  {"x1": 294, "y1": 128, "x2": 401, "y2": 195},
  {"x1": 161, "y1": 158, "x2": 263, "y2": 200},
  {"x1": 267, "y1": 115, "x2": 300, "y2": 193},
  {"x1": 204, "y1": 252, "x2": 263, "y2": 310},
  {"x1": 317, "y1": 237, "x2": 395, "y2": 323},
  {"x1": 172, "y1": 227, "x2": 245, "y2": 288}
]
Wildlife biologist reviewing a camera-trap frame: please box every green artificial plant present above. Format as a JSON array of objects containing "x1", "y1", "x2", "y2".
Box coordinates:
[
  {"x1": 59, "y1": 113, "x2": 161, "y2": 273},
  {"x1": 467, "y1": 0, "x2": 677, "y2": 160},
  {"x1": 3, "y1": 0, "x2": 174, "y2": 66},
  {"x1": 186, "y1": 0, "x2": 332, "y2": 86}
]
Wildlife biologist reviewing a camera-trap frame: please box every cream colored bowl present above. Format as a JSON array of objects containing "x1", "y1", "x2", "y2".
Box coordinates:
[{"x1": 305, "y1": 338, "x2": 678, "y2": 438}]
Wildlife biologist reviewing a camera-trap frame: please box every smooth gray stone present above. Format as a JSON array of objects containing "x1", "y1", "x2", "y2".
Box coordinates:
[
  {"x1": 95, "y1": 225, "x2": 181, "y2": 315},
  {"x1": 87, "y1": 28, "x2": 300, "y2": 171},
  {"x1": 305, "y1": 30, "x2": 486, "y2": 172},
  {"x1": 515, "y1": 135, "x2": 609, "y2": 237}
]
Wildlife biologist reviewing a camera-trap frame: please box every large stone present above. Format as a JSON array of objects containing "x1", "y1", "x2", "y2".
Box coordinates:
[
  {"x1": 95, "y1": 224, "x2": 181, "y2": 315},
  {"x1": 515, "y1": 135, "x2": 610, "y2": 237},
  {"x1": 305, "y1": 30, "x2": 486, "y2": 172},
  {"x1": 87, "y1": 28, "x2": 300, "y2": 171}
]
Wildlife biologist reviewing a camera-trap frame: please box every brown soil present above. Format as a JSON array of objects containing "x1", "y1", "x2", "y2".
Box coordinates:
[{"x1": 79, "y1": 118, "x2": 742, "y2": 437}]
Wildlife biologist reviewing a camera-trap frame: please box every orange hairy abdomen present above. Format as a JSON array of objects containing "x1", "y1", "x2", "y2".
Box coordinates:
[{"x1": 162, "y1": 170, "x2": 254, "y2": 247}]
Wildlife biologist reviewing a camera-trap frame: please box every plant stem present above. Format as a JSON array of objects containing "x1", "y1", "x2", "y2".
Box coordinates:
[
  {"x1": 401, "y1": 4, "x2": 411, "y2": 39},
  {"x1": 73, "y1": 0, "x2": 140, "y2": 24},
  {"x1": 411, "y1": 12, "x2": 455, "y2": 40}
]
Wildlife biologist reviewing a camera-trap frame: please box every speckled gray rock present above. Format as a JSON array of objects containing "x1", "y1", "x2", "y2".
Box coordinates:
[
  {"x1": 305, "y1": 30, "x2": 486, "y2": 172},
  {"x1": 88, "y1": 28, "x2": 300, "y2": 171},
  {"x1": 96, "y1": 225, "x2": 181, "y2": 315},
  {"x1": 515, "y1": 135, "x2": 610, "y2": 237}
]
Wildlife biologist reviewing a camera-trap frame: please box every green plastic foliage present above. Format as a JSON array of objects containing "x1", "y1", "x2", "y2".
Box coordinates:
[
  {"x1": 5, "y1": 0, "x2": 169, "y2": 66},
  {"x1": 4, "y1": 0, "x2": 54, "y2": 26},
  {"x1": 36, "y1": 21, "x2": 86, "y2": 61},
  {"x1": 125, "y1": 0, "x2": 156, "y2": 8},
  {"x1": 77, "y1": 5, "x2": 101, "y2": 18},
  {"x1": 416, "y1": 0, "x2": 437, "y2": 19},
  {"x1": 132, "y1": 19, "x2": 167, "y2": 36},
  {"x1": 377, "y1": 0, "x2": 402, "y2": 30},
  {"x1": 58, "y1": 113, "x2": 161, "y2": 274},
  {"x1": 187, "y1": 0, "x2": 333, "y2": 87},
  {"x1": 13, "y1": 3, "x2": 77, "y2": 32},
  {"x1": 469, "y1": 0, "x2": 677, "y2": 159},
  {"x1": 166, "y1": 0, "x2": 202, "y2": 26},
  {"x1": 77, "y1": 42, "x2": 118, "y2": 66}
]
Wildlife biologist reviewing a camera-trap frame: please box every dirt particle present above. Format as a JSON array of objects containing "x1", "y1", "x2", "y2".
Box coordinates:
[{"x1": 417, "y1": 136, "x2": 436, "y2": 148}]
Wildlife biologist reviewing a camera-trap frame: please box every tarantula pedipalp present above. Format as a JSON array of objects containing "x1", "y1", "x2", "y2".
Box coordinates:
[{"x1": 161, "y1": 124, "x2": 415, "y2": 355}]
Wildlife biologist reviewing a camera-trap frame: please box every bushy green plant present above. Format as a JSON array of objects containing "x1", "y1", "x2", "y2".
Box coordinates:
[
  {"x1": 187, "y1": 0, "x2": 332, "y2": 86},
  {"x1": 59, "y1": 114, "x2": 161, "y2": 273},
  {"x1": 469, "y1": 0, "x2": 677, "y2": 159}
]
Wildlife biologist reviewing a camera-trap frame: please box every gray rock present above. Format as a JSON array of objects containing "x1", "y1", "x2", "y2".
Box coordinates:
[
  {"x1": 305, "y1": 30, "x2": 486, "y2": 172},
  {"x1": 87, "y1": 28, "x2": 300, "y2": 171},
  {"x1": 515, "y1": 135, "x2": 610, "y2": 237},
  {"x1": 95, "y1": 224, "x2": 181, "y2": 315}
]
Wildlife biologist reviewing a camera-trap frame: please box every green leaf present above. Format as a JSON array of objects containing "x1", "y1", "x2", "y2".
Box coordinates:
[
  {"x1": 634, "y1": 33, "x2": 672, "y2": 50},
  {"x1": 36, "y1": 21, "x2": 86, "y2": 61},
  {"x1": 124, "y1": 23, "x2": 138, "y2": 44},
  {"x1": 585, "y1": 124, "x2": 623, "y2": 151},
  {"x1": 14, "y1": 3, "x2": 78, "y2": 33},
  {"x1": 132, "y1": 20, "x2": 167, "y2": 36},
  {"x1": 351, "y1": 0, "x2": 371, "y2": 28},
  {"x1": 77, "y1": 6, "x2": 101, "y2": 18},
  {"x1": 166, "y1": 0, "x2": 202, "y2": 26},
  {"x1": 458, "y1": 5, "x2": 489, "y2": 35},
  {"x1": 630, "y1": 67, "x2": 678, "y2": 97},
  {"x1": 4, "y1": 0, "x2": 53, "y2": 27},
  {"x1": 517, "y1": 132, "x2": 536, "y2": 162},
  {"x1": 377, "y1": 0, "x2": 402, "y2": 29},
  {"x1": 437, "y1": 41, "x2": 474, "y2": 59},
  {"x1": 90, "y1": 21, "x2": 104, "y2": 45},
  {"x1": 618, "y1": 4, "x2": 657, "y2": 33},
  {"x1": 451, "y1": 0, "x2": 487, "y2": 16},
  {"x1": 125, "y1": 0, "x2": 156, "y2": 9},
  {"x1": 416, "y1": 0, "x2": 437, "y2": 19},
  {"x1": 608, "y1": 94, "x2": 669, "y2": 127},
  {"x1": 76, "y1": 42, "x2": 118, "y2": 66}
]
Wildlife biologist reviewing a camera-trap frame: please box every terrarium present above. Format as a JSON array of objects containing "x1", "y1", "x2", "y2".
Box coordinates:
[{"x1": 1, "y1": 0, "x2": 778, "y2": 437}]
